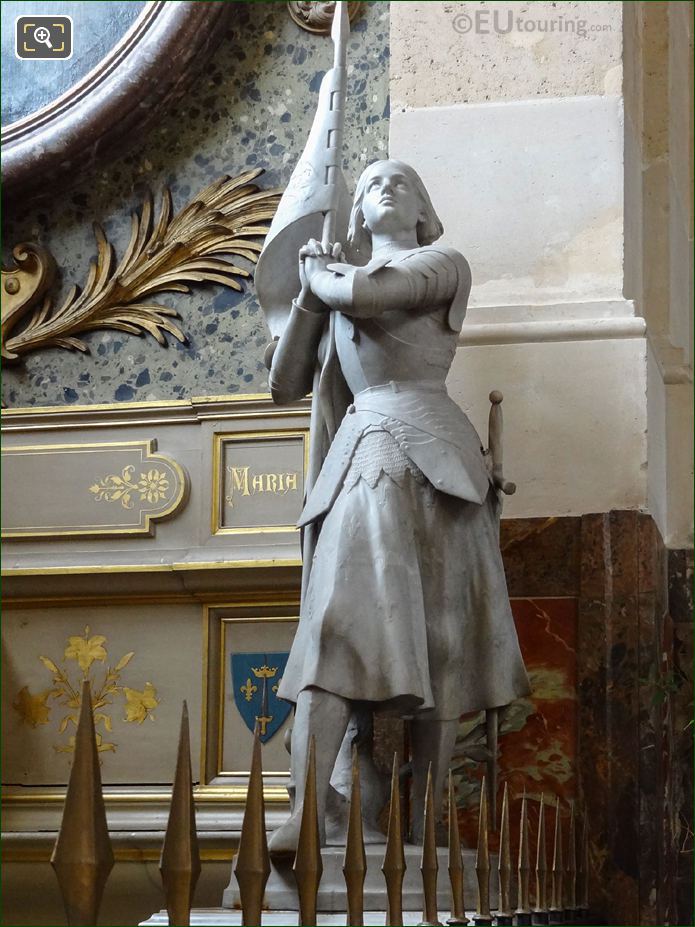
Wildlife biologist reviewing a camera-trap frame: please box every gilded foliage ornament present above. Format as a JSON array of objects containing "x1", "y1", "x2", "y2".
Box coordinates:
[
  {"x1": 1, "y1": 169, "x2": 279, "y2": 364},
  {"x1": 89, "y1": 465, "x2": 171, "y2": 510},
  {"x1": 12, "y1": 626, "x2": 159, "y2": 754}
]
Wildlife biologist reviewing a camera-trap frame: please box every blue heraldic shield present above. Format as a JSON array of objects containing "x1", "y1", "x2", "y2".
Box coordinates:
[{"x1": 231, "y1": 652, "x2": 291, "y2": 743}]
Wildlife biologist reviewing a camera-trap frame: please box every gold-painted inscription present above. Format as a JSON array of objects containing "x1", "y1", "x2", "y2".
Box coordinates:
[
  {"x1": 212, "y1": 430, "x2": 308, "y2": 534},
  {"x1": 225, "y1": 466, "x2": 299, "y2": 506}
]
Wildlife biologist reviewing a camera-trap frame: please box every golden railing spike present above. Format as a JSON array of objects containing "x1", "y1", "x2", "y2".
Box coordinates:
[
  {"x1": 496, "y1": 782, "x2": 512, "y2": 925},
  {"x1": 418, "y1": 763, "x2": 442, "y2": 927},
  {"x1": 51, "y1": 680, "x2": 114, "y2": 926},
  {"x1": 293, "y1": 736, "x2": 323, "y2": 927},
  {"x1": 515, "y1": 790, "x2": 532, "y2": 925},
  {"x1": 485, "y1": 709, "x2": 499, "y2": 830},
  {"x1": 533, "y1": 794, "x2": 549, "y2": 924},
  {"x1": 579, "y1": 807, "x2": 590, "y2": 914},
  {"x1": 234, "y1": 727, "x2": 271, "y2": 926},
  {"x1": 445, "y1": 770, "x2": 466, "y2": 926},
  {"x1": 549, "y1": 797, "x2": 564, "y2": 922},
  {"x1": 159, "y1": 701, "x2": 201, "y2": 927},
  {"x1": 565, "y1": 801, "x2": 577, "y2": 920},
  {"x1": 343, "y1": 744, "x2": 367, "y2": 927},
  {"x1": 473, "y1": 776, "x2": 492, "y2": 926},
  {"x1": 382, "y1": 752, "x2": 406, "y2": 927}
]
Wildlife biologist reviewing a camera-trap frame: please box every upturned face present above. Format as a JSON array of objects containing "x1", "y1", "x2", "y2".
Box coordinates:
[{"x1": 360, "y1": 161, "x2": 424, "y2": 237}]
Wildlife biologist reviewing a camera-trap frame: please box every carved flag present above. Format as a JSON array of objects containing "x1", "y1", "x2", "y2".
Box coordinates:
[{"x1": 254, "y1": 1, "x2": 353, "y2": 339}]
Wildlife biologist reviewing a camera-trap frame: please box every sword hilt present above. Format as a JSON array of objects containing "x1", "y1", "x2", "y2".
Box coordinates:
[{"x1": 487, "y1": 390, "x2": 516, "y2": 496}]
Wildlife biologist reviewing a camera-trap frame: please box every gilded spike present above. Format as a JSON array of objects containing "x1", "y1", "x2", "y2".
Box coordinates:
[
  {"x1": 496, "y1": 783, "x2": 512, "y2": 925},
  {"x1": 565, "y1": 801, "x2": 577, "y2": 918},
  {"x1": 343, "y1": 746, "x2": 367, "y2": 927},
  {"x1": 382, "y1": 753, "x2": 406, "y2": 927},
  {"x1": 293, "y1": 737, "x2": 323, "y2": 927},
  {"x1": 579, "y1": 808, "x2": 590, "y2": 913},
  {"x1": 486, "y1": 709, "x2": 499, "y2": 829},
  {"x1": 418, "y1": 763, "x2": 442, "y2": 927},
  {"x1": 473, "y1": 776, "x2": 492, "y2": 926},
  {"x1": 549, "y1": 797, "x2": 564, "y2": 920},
  {"x1": 515, "y1": 790, "x2": 532, "y2": 925},
  {"x1": 445, "y1": 770, "x2": 467, "y2": 926},
  {"x1": 234, "y1": 729, "x2": 271, "y2": 926},
  {"x1": 51, "y1": 680, "x2": 114, "y2": 926},
  {"x1": 533, "y1": 795, "x2": 549, "y2": 924},
  {"x1": 159, "y1": 702, "x2": 201, "y2": 927}
]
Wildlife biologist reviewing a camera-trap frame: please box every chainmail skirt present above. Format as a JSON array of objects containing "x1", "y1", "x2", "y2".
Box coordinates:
[{"x1": 278, "y1": 428, "x2": 529, "y2": 718}]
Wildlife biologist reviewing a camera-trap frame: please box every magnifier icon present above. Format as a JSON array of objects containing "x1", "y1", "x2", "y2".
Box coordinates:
[{"x1": 34, "y1": 25, "x2": 53, "y2": 48}]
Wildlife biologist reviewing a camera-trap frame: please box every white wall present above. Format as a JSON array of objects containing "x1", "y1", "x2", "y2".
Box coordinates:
[{"x1": 389, "y1": 1, "x2": 650, "y2": 520}]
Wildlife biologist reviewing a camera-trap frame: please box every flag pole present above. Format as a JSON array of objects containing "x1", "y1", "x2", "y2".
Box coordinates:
[{"x1": 321, "y1": 0, "x2": 350, "y2": 249}]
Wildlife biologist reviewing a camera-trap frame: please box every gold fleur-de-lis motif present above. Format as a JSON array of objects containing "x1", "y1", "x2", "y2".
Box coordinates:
[{"x1": 240, "y1": 678, "x2": 258, "y2": 703}]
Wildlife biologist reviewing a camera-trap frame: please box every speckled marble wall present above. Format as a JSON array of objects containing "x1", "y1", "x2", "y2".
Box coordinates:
[{"x1": 2, "y1": 1, "x2": 389, "y2": 409}]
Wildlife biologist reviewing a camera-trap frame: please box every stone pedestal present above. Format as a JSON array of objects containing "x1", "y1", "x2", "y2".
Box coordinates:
[
  {"x1": 142, "y1": 910, "x2": 475, "y2": 925},
  {"x1": 222, "y1": 844, "x2": 497, "y2": 912}
]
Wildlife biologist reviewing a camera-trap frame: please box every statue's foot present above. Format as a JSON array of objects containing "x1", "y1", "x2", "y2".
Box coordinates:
[
  {"x1": 268, "y1": 810, "x2": 303, "y2": 859},
  {"x1": 363, "y1": 820, "x2": 386, "y2": 844}
]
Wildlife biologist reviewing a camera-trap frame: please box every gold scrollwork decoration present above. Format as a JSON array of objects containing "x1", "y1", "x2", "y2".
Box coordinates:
[
  {"x1": 12, "y1": 626, "x2": 159, "y2": 755},
  {"x1": 1, "y1": 169, "x2": 280, "y2": 365},
  {"x1": 287, "y1": 1, "x2": 362, "y2": 33},
  {"x1": 1, "y1": 243, "x2": 56, "y2": 362}
]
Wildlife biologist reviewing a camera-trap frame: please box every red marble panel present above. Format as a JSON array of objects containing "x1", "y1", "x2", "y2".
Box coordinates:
[{"x1": 453, "y1": 596, "x2": 577, "y2": 859}]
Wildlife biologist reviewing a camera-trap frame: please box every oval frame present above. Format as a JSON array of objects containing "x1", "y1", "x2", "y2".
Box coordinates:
[{"x1": 2, "y1": 1, "x2": 231, "y2": 205}]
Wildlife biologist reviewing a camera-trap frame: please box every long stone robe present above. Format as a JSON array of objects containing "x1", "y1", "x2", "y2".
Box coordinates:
[{"x1": 270, "y1": 245, "x2": 530, "y2": 719}]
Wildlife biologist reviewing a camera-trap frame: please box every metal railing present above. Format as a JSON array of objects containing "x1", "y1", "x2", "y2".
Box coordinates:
[{"x1": 50, "y1": 688, "x2": 591, "y2": 926}]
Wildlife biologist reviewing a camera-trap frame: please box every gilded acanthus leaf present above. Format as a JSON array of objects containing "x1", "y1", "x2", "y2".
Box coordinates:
[{"x1": 3, "y1": 169, "x2": 280, "y2": 361}]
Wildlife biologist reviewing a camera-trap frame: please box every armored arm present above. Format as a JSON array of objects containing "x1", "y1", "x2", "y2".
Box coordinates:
[
  {"x1": 309, "y1": 248, "x2": 467, "y2": 322},
  {"x1": 268, "y1": 298, "x2": 326, "y2": 404}
]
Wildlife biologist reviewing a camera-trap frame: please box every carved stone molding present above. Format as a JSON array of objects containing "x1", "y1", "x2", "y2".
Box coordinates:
[
  {"x1": 1, "y1": 2, "x2": 232, "y2": 205},
  {"x1": 287, "y1": 1, "x2": 362, "y2": 34}
]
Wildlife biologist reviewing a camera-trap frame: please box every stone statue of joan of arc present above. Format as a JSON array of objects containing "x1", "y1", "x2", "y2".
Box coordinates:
[{"x1": 265, "y1": 157, "x2": 530, "y2": 855}]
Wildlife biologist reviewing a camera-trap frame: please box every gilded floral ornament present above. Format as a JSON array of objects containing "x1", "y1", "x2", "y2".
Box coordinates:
[
  {"x1": 89, "y1": 465, "x2": 171, "y2": 510},
  {"x1": 12, "y1": 686, "x2": 52, "y2": 728},
  {"x1": 0, "y1": 169, "x2": 280, "y2": 365},
  {"x1": 123, "y1": 682, "x2": 159, "y2": 724},
  {"x1": 13, "y1": 626, "x2": 159, "y2": 755},
  {"x1": 64, "y1": 630, "x2": 108, "y2": 673}
]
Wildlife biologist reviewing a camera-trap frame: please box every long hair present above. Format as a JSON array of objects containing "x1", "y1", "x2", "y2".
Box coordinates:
[{"x1": 347, "y1": 160, "x2": 444, "y2": 259}]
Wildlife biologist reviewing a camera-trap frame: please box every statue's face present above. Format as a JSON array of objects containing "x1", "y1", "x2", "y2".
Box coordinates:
[{"x1": 360, "y1": 161, "x2": 423, "y2": 237}]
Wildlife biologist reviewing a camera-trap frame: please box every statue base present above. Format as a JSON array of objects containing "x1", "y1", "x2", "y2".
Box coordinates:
[
  {"x1": 222, "y1": 844, "x2": 498, "y2": 912},
  {"x1": 142, "y1": 910, "x2": 477, "y2": 925}
]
